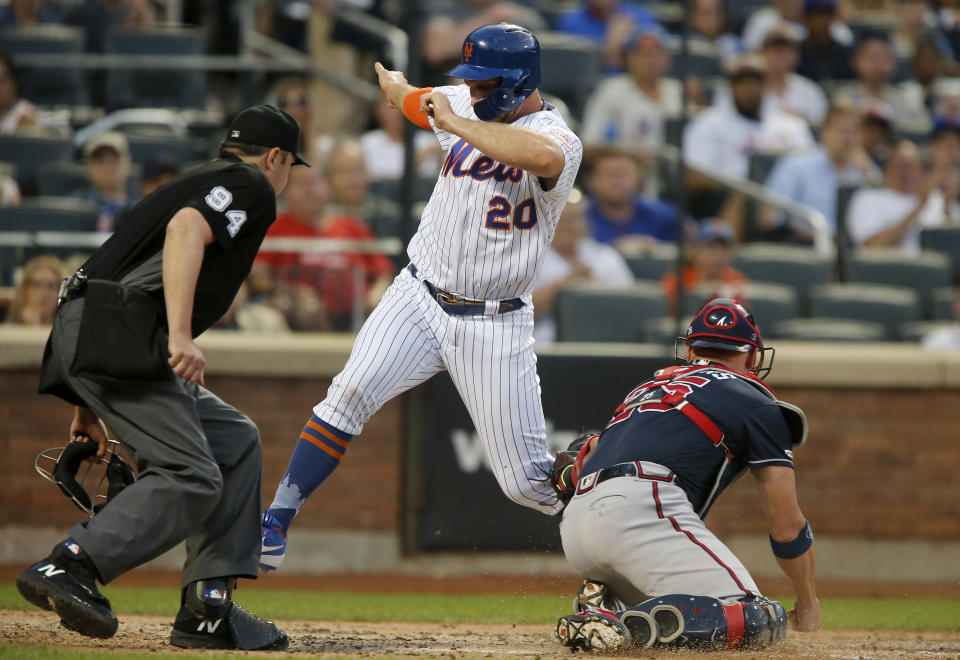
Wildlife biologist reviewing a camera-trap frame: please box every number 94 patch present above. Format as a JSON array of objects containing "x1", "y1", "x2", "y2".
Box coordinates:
[{"x1": 205, "y1": 186, "x2": 248, "y2": 237}]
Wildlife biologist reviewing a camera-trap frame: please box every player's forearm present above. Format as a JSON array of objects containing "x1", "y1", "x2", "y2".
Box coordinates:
[
  {"x1": 383, "y1": 79, "x2": 419, "y2": 113},
  {"x1": 444, "y1": 115, "x2": 564, "y2": 178},
  {"x1": 162, "y1": 209, "x2": 209, "y2": 339},
  {"x1": 776, "y1": 548, "x2": 818, "y2": 605}
]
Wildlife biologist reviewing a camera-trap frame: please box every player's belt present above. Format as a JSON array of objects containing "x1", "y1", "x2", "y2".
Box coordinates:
[
  {"x1": 575, "y1": 460, "x2": 676, "y2": 496},
  {"x1": 407, "y1": 264, "x2": 524, "y2": 316}
]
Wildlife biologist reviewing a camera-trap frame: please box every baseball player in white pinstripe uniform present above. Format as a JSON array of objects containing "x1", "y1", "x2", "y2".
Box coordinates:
[{"x1": 259, "y1": 24, "x2": 583, "y2": 570}]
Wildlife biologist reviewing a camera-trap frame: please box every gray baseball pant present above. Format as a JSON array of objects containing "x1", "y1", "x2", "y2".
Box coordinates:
[{"x1": 47, "y1": 298, "x2": 262, "y2": 587}]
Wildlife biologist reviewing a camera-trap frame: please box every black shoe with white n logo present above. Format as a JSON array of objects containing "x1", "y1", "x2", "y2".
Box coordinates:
[
  {"x1": 169, "y1": 578, "x2": 288, "y2": 650},
  {"x1": 15, "y1": 539, "x2": 118, "y2": 639},
  {"x1": 169, "y1": 602, "x2": 289, "y2": 650}
]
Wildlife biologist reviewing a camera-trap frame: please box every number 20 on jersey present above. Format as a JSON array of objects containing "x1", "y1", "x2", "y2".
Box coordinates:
[{"x1": 485, "y1": 196, "x2": 537, "y2": 231}]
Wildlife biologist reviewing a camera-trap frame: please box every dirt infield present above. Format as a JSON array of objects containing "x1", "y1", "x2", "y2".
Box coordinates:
[{"x1": 1, "y1": 610, "x2": 959, "y2": 659}]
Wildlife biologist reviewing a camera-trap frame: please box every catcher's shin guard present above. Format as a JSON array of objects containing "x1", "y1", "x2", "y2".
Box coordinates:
[{"x1": 622, "y1": 594, "x2": 788, "y2": 649}]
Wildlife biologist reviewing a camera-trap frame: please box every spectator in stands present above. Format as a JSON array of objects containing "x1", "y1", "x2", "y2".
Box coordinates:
[
  {"x1": 580, "y1": 26, "x2": 682, "y2": 151},
  {"x1": 260, "y1": 164, "x2": 395, "y2": 332},
  {"x1": 0, "y1": 53, "x2": 36, "y2": 134},
  {"x1": 72, "y1": 131, "x2": 132, "y2": 232},
  {"x1": 847, "y1": 140, "x2": 960, "y2": 252},
  {"x1": 684, "y1": 54, "x2": 813, "y2": 219},
  {"x1": 742, "y1": 0, "x2": 853, "y2": 52},
  {"x1": 834, "y1": 33, "x2": 933, "y2": 134},
  {"x1": 764, "y1": 101, "x2": 878, "y2": 239},
  {"x1": 213, "y1": 282, "x2": 291, "y2": 333},
  {"x1": 555, "y1": 0, "x2": 658, "y2": 71},
  {"x1": 687, "y1": 0, "x2": 742, "y2": 66},
  {"x1": 532, "y1": 188, "x2": 634, "y2": 343},
  {"x1": 923, "y1": 287, "x2": 960, "y2": 348},
  {"x1": 422, "y1": 0, "x2": 546, "y2": 80},
  {"x1": 714, "y1": 24, "x2": 828, "y2": 125},
  {"x1": 4, "y1": 255, "x2": 63, "y2": 325},
  {"x1": 361, "y1": 95, "x2": 441, "y2": 180},
  {"x1": 892, "y1": 0, "x2": 953, "y2": 59},
  {"x1": 930, "y1": 115, "x2": 960, "y2": 171},
  {"x1": 584, "y1": 147, "x2": 679, "y2": 247},
  {"x1": 900, "y1": 37, "x2": 951, "y2": 116},
  {"x1": 861, "y1": 99, "x2": 896, "y2": 165},
  {"x1": 796, "y1": 0, "x2": 855, "y2": 81},
  {"x1": 139, "y1": 154, "x2": 179, "y2": 198},
  {"x1": 64, "y1": 0, "x2": 156, "y2": 53},
  {"x1": 759, "y1": 23, "x2": 829, "y2": 125},
  {"x1": 269, "y1": 77, "x2": 329, "y2": 162},
  {"x1": 661, "y1": 221, "x2": 747, "y2": 317},
  {"x1": 0, "y1": 173, "x2": 20, "y2": 206},
  {"x1": 327, "y1": 138, "x2": 398, "y2": 232},
  {"x1": 0, "y1": 0, "x2": 63, "y2": 26}
]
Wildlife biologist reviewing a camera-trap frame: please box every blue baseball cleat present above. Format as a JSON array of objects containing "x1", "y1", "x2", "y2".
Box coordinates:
[{"x1": 259, "y1": 511, "x2": 287, "y2": 572}]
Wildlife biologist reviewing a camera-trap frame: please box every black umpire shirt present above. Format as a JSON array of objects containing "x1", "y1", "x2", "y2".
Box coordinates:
[{"x1": 80, "y1": 153, "x2": 276, "y2": 336}]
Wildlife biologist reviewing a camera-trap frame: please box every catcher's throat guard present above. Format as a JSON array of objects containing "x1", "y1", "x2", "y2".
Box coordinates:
[
  {"x1": 446, "y1": 23, "x2": 541, "y2": 121},
  {"x1": 35, "y1": 438, "x2": 135, "y2": 517}
]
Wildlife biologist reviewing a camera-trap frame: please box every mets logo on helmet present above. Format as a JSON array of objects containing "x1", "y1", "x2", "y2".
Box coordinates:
[{"x1": 464, "y1": 41, "x2": 474, "y2": 61}]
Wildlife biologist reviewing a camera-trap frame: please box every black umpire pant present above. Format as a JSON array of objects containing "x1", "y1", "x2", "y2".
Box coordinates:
[{"x1": 46, "y1": 298, "x2": 262, "y2": 587}]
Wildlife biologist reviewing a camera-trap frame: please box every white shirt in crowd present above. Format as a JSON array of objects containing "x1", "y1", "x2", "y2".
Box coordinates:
[
  {"x1": 684, "y1": 105, "x2": 814, "y2": 179},
  {"x1": 846, "y1": 187, "x2": 960, "y2": 253},
  {"x1": 923, "y1": 324, "x2": 960, "y2": 349},
  {"x1": 580, "y1": 75, "x2": 683, "y2": 149},
  {"x1": 532, "y1": 239, "x2": 634, "y2": 344},
  {"x1": 713, "y1": 74, "x2": 829, "y2": 125},
  {"x1": 741, "y1": 8, "x2": 854, "y2": 51},
  {"x1": 360, "y1": 129, "x2": 441, "y2": 179}
]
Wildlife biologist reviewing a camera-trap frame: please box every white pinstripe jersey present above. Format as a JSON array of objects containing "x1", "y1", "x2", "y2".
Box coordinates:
[{"x1": 407, "y1": 84, "x2": 583, "y2": 301}]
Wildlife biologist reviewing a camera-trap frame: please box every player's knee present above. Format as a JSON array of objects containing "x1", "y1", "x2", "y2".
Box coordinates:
[{"x1": 622, "y1": 594, "x2": 787, "y2": 649}]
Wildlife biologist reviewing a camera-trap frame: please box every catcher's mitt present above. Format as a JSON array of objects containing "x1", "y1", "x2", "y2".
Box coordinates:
[{"x1": 550, "y1": 434, "x2": 597, "y2": 506}]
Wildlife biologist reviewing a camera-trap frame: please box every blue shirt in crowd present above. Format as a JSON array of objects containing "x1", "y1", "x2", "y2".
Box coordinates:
[
  {"x1": 764, "y1": 147, "x2": 868, "y2": 233},
  {"x1": 587, "y1": 194, "x2": 678, "y2": 244},
  {"x1": 555, "y1": 2, "x2": 658, "y2": 42}
]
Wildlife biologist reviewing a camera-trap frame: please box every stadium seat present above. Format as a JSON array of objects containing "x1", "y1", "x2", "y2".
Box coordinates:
[
  {"x1": 848, "y1": 249, "x2": 951, "y2": 315},
  {"x1": 126, "y1": 136, "x2": 200, "y2": 168},
  {"x1": 0, "y1": 25, "x2": 88, "y2": 106},
  {"x1": 809, "y1": 283, "x2": 922, "y2": 339},
  {"x1": 106, "y1": 28, "x2": 207, "y2": 109},
  {"x1": 33, "y1": 163, "x2": 91, "y2": 197},
  {"x1": 732, "y1": 243, "x2": 833, "y2": 310},
  {"x1": 0, "y1": 197, "x2": 99, "y2": 284},
  {"x1": 678, "y1": 282, "x2": 799, "y2": 329},
  {"x1": 931, "y1": 286, "x2": 957, "y2": 320},
  {"x1": 920, "y1": 227, "x2": 960, "y2": 282},
  {"x1": 0, "y1": 134, "x2": 75, "y2": 195},
  {"x1": 619, "y1": 243, "x2": 678, "y2": 281},
  {"x1": 556, "y1": 282, "x2": 667, "y2": 342},
  {"x1": 900, "y1": 320, "x2": 955, "y2": 343},
  {"x1": 641, "y1": 316, "x2": 689, "y2": 345},
  {"x1": 537, "y1": 33, "x2": 604, "y2": 118},
  {"x1": 771, "y1": 318, "x2": 887, "y2": 342}
]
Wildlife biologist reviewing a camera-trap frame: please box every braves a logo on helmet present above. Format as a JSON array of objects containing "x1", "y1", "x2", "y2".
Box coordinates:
[{"x1": 464, "y1": 41, "x2": 474, "y2": 61}]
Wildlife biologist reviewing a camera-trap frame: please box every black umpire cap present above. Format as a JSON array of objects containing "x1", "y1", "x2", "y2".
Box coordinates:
[{"x1": 226, "y1": 105, "x2": 311, "y2": 167}]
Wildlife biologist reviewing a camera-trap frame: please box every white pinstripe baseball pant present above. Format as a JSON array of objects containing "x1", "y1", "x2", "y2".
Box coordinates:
[{"x1": 314, "y1": 266, "x2": 563, "y2": 515}]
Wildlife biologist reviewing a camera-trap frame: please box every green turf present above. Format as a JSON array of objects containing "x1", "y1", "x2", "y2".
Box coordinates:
[{"x1": 0, "y1": 584, "x2": 956, "y2": 631}]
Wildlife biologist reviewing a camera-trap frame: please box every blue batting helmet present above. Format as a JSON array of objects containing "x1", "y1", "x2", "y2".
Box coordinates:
[{"x1": 446, "y1": 23, "x2": 541, "y2": 121}]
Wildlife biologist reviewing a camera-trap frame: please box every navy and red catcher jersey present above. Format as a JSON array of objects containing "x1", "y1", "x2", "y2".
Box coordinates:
[{"x1": 581, "y1": 360, "x2": 805, "y2": 518}]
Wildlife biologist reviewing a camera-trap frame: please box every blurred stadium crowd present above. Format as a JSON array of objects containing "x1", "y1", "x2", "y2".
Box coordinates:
[{"x1": 2, "y1": 0, "x2": 960, "y2": 348}]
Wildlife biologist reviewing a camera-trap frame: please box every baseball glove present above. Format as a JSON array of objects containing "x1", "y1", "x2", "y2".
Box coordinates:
[{"x1": 550, "y1": 434, "x2": 597, "y2": 506}]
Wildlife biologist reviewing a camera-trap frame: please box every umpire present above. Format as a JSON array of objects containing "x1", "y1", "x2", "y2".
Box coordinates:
[{"x1": 17, "y1": 105, "x2": 308, "y2": 651}]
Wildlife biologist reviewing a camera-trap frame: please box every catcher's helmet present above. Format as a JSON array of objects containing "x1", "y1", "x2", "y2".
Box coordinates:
[
  {"x1": 446, "y1": 23, "x2": 541, "y2": 121},
  {"x1": 681, "y1": 298, "x2": 775, "y2": 378}
]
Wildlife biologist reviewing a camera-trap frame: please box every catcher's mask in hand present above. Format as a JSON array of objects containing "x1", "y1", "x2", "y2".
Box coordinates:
[{"x1": 35, "y1": 438, "x2": 136, "y2": 517}]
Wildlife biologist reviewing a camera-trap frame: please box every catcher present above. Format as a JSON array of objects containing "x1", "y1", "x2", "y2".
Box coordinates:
[{"x1": 550, "y1": 298, "x2": 820, "y2": 651}]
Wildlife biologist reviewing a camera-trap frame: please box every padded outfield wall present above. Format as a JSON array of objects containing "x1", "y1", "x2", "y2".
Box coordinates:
[{"x1": 0, "y1": 326, "x2": 958, "y2": 582}]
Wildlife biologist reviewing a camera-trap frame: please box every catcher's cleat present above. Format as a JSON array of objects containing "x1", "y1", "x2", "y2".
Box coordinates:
[
  {"x1": 572, "y1": 579, "x2": 620, "y2": 614},
  {"x1": 556, "y1": 610, "x2": 631, "y2": 652},
  {"x1": 169, "y1": 601, "x2": 289, "y2": 650},
  {"x1": 16, "y1": 539, "x2": 118, "y2": 639},
  {"x1": 259, "y1": 510, "x2": 287, "y2": 572}
]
